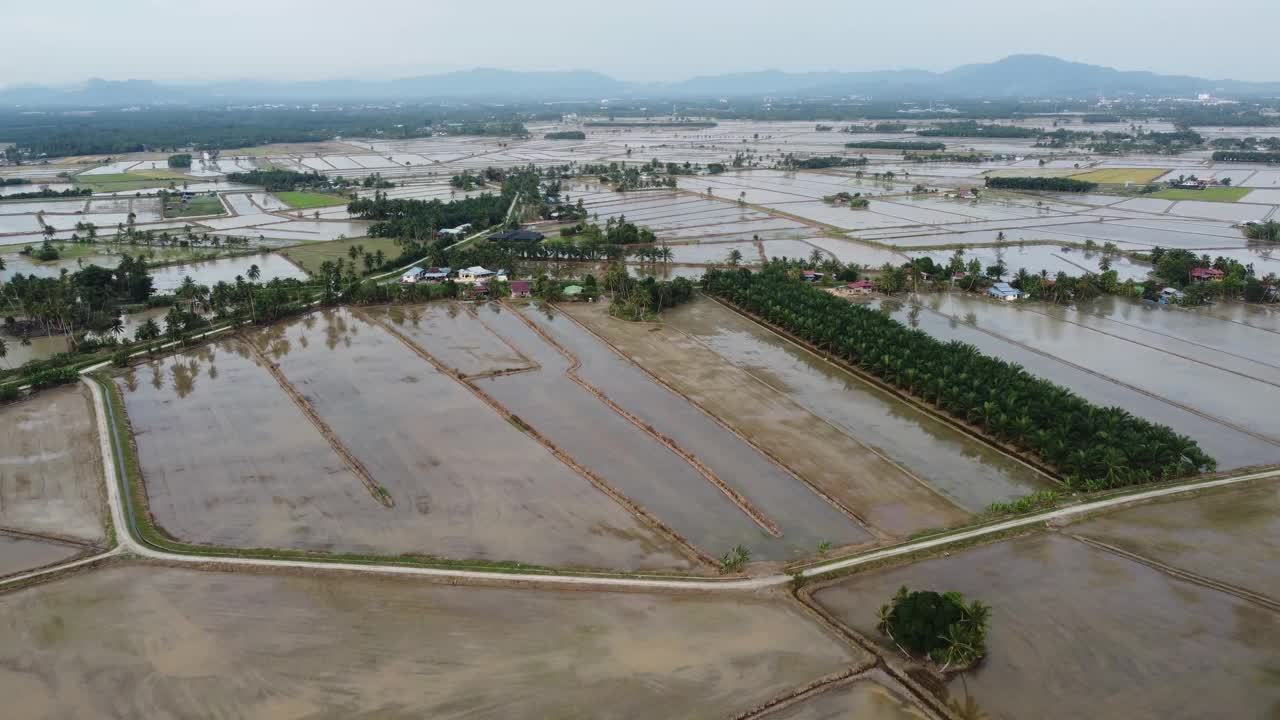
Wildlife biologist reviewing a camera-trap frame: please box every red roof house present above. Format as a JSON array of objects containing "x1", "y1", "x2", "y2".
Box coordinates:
[{"x1": 1190, "y1": 267, "x2": 1225, "y2": 281}]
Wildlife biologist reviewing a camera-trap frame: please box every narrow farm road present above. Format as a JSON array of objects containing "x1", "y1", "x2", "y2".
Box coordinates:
[{"x1": 6, "y1": 373, "x2": 1277, "y2": 593}]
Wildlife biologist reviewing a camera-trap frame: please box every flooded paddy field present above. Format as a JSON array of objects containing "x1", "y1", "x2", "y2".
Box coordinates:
[
  {"x1": 522, "y1": 303, "x2": 872, "y2": 555},
  {"x1": 121, "y1": 324, "x2": 689, "y2": 571},
  {"x1": 811, "y1": 533, "x2": 1280, "y2": 720},
  {"x1": 0, "y1": 386, "x2": 104, "y2": 543},
  {"x1": 362, "y1": 303, "x2": 533, "y2": 377},
  {"x1": 649, "y1": 298, "x2": 1051, "y2": 516},
  {"x1": 898, "y1": 293, "x2": 1280, "y2": 448},
  {"x1": 148, "y1": 253, "x2": 307, "y2": 291},
  {"x1": 0, "y1": 534, "x2": 83, "y2": 578},
  {"x1": 1071, "y1": 479, "x2": 1280, "y2": 601},
  {"x1": 471, "y1": 303, "x2": 802, "y2": 561},
  {"x1": 252, "y1": 308, "x2": 696, "y2": 570},
  {"x1": 0, "y1": 564, "x2": 865, "y2": 719}
]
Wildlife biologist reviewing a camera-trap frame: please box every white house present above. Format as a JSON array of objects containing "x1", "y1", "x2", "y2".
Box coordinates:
[
  {"x1": 987, "y1": 282, "x2": 1024, "y2": 301},
  {"x1": 458, "y1": 266, "x2": 497, "y2": 283}
]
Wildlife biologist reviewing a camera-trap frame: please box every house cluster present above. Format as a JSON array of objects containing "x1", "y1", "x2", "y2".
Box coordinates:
[
  {"x1": 828, "y1": 280, "x2": 874, "y2": 297},
  {"x1": 1189, "y1": 266, "x2": 1225, "y2": 281},
  {"x1": 399, "y1": 266, "x2": 451, "y2": 284}
]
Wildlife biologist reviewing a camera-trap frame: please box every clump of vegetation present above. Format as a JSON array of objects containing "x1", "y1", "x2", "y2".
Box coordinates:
[
  {"x1": 845, "y1": 141, "x2": 946, "y2": 151},
  {"x1": 605, "y1": 264, "x2": 696, "y2": 321},
  {"x1": 823, "y1": 191, "x2": 870, "y2": 209},
  {"x1": 779, "y1": 154, "x2": 869, "y2": 170},
  {"x1": 226, "y1": 169, "x2": 329, "y2": 192},
  {"x1": 544, "y1": 131, "x2": 586, "y2": 140},
  {"x1": 987, "y1": 490, "x2": 1060, "y2": 516},
  {"x1": 877, "y1": 586, "x2": 990, "y2": 671},
  {"x1": 167, "y1": 153, "x2": 192, "y2": 169},
  {"x1": 985, "y1": 176, "x2": 1098, "y2": 192},
  {"x1": 1243, "y1": 220, "x2": 1280, "y2": 243},
  {"x1": 1211, "y1": 150, "x2": 1280, "y2": 163},
  {"x1": 719, "y1": 544, "x2": 751, "y2": 573},
  {"x1": 917, "y1": 122, "x2": 1042, "y2": 139}
]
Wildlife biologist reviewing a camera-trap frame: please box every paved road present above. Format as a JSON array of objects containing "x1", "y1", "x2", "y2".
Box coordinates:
[{"x1": 4, "y1": 376, "x2": 1276, "y2": 593}]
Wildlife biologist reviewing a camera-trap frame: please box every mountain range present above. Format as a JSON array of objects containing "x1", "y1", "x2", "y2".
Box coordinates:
[{"x1": 3, "y1": 55, "x2": 1278, "y2": 107}]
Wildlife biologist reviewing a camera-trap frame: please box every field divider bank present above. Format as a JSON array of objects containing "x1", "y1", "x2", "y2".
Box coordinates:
[
  {"x1": 1067, "y1": 533, "x2": 1280, "y2": 613},
  {"x1": 237, "y1": 332, "x2": 392, "y2": 508},
  {"x1": 707, "y1": 294, "x2": 1065, "y2": 483},
  {"x1": 349, "y1": 306, "x2": 721, "y2": 570},
  {"x1": 504, "y1": 300, "x2": 784, "y2": 538},
  {"x1": 554, "y1": 303, "x2": 879, "y2": 534},
  {"x1": 907, "y1": 300, "x2": 1280, "y2": 448}
]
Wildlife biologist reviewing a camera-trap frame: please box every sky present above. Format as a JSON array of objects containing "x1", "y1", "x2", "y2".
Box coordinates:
[{"x1": 4, "y1": 0, "x2": 1280, "y2": 86}]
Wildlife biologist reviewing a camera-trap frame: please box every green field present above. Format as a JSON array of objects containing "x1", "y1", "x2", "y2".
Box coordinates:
[
  {"x1": 277, "y1": 236, "x2": 398, "y2": 275},
  {"x1": 74, "y1": 170, "x2": 190, "y2": 192},
  {"x1": 163, "y1": 194, "x2": 225, "y2": 218},
  {"x1": 275, "y1": 191, "x2": 349, "y2": 209},
  {"x1": 1149, "y1": 187, "x2": 1252, "y2": 203},
  {"x1": 1071, "y1": 168, "x2": 1168, "y2": 184}
]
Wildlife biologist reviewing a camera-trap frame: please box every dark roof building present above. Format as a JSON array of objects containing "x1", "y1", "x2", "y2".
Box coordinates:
[{"x1": 489, "y1": 229, "x2": 546, "y2": 242}]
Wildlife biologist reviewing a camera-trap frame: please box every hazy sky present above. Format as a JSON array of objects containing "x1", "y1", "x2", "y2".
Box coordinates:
[{"x1": 6, "y1": 0, "x2": 1279, "y2": 86}]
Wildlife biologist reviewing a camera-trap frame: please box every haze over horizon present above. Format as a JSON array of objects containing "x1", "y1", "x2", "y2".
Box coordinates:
[{"x1": 7, "y1": 0, "x2": 1280, "y2": 87}]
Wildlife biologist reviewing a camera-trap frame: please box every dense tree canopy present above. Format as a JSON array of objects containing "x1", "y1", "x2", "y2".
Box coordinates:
[
  {"x1": 985, "y1": 176, "x2": 1097, "y2": 192},
  {"x1": 702, "y1": 267, "x2": 1215, "y2": 488},
  {"x1": 844, "y1": 141, "x2": 945, "y2": 151}
]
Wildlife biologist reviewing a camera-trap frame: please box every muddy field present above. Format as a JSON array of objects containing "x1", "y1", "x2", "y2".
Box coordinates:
[
  {"x1": 812, "y1": 533, "x2": 1280, "y2": 719},
  {"x1": 0, "y1": 385, "x2": 104, "y2": 543},
  {"x1": 1071, "y1": 479, "x2": 1280, "y2": 601},
  {"x1": 762, "y1": 671, "x2": 933, "y2": 719},
  {"x1": 120, "y1": 325, "x2": 691, "y2": 571},
  {"x1": 0, "y1": 564, "x2": 866, "y2": 719},
  {"x1": 522, "y1": 303, "x2": 872, "y2": 554},
  {"x1": 469, "y1": 303, "x2": 804, "y2": 561},
  {"x1": 0, "y1": 534, "x2": 83, "y2": 578},
  {"x1": 559, "y1": 301, "x2": 971, "y2": 537},
  {"x1": 649, "y1": 297, "x2": 1053, "y2": 514}
]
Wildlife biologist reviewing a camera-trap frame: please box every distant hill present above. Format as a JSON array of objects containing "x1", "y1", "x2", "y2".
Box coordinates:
[{"x1": 4, "y1": 56, "x2": 1279, "y2": 106}]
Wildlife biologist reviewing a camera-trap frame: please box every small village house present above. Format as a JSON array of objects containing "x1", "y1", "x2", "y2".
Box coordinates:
[
  {"x1": 1190, "y1": 266, "x2": 1225, "y2": 281},
  {"x1": 510, "y1": 280, "x2": 532, "y2": 298},
  {"x1": 458, "y1": 266, "x2": 497, "y2": 284},
  {"x1": 987, "y1": 282, "x2": 1024, "y2": 301}
]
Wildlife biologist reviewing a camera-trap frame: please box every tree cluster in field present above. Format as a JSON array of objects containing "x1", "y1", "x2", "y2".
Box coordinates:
[
  {"x1": 984, "y1": 176, "x2": 1097, "y2": 192},
  {"x1": 351, "y1": 169, "x2": 540, "y2": 242},
  {"x1": 1211, "y1": 150, "x2": 1280, "y2": 163},
  {"x1": 0, "y1": 178, "x2": 29, "y2": 186},
  {"x1": 905, "y1": 152, "x2": 986, "y2": 163},
  {"x1": 0, "y1": 108, "x2": 442, "y2": 158},
  {"x1": 843, "y1": 122, "x2": 908, "y2": 133},
  {"x1": 446, "y1": 121, "x2": 529, "y2": 137},
  {"x1": 583, "y1": 121, "x2": 717, "y2": 129},
  {"x1": 603, "y1": 264, "x2": 696, "y2": 321},
  {"x1": 544, "y1": 131, "x2": 586, "y2": 140},
  {"x1": 558, "y1": 214, "x2": 656, "y2": 245},
  {"x1": 779, "y1": 154, "x2": 869, "y2": 170},
  {"x1": 917, "y1": 122, "x2": 1042, "y2": 138},
  {"x1": 226, "y1": 169, "x2": 329, "y2": 192},
  {"x1": 702, "y1": 267, "x2": 1215, "y2": 488},
  {"x1": 1243, "y1": 220, "x2": 1280, "y2": 243},
  {"x1": 823, "y1": 191, "x2": 870, "y2": 208},
  {"x1": 878, "y1": 587, "x2": 990, "y2": 672},
  {"x1": 844, "y1": 141, "x2": 945, "y2": 151},
  {"x1": 1147, "y1": 246, "x2": 1276, "y2": 303},
  {"x1": 167, "y1": 153, "x2": 192, "y2": 169},
  {"x1": 1, "y1": 254, "x2": 155, "y2": 365},
  {"x1": 0, "y1": 187, "x2": 92, "y2": 201}
]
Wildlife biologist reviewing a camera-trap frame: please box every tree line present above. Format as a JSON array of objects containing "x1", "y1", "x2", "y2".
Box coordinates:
[
  {"x1": 225, "y1": 169, "x2": 330, "y2": 192},
  {"x1": 702, "y1": 267, "x2": 1215, "y2": 489},
  {"x1": 845, "y1": 141, "x2": 945, "y2": 151},
  {"x1": 917, "y1": 122, "x2": 1042, "y2": 138},
  {"x1": 544, "y1": 131, "x2": 586, "y2": 140},
  {"x1": 984, "y1": 176, "x2": 1097, "y2": 192},
  {"x1": 1211, "y1": 150, "x2": 1280, "y2": 163}
]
